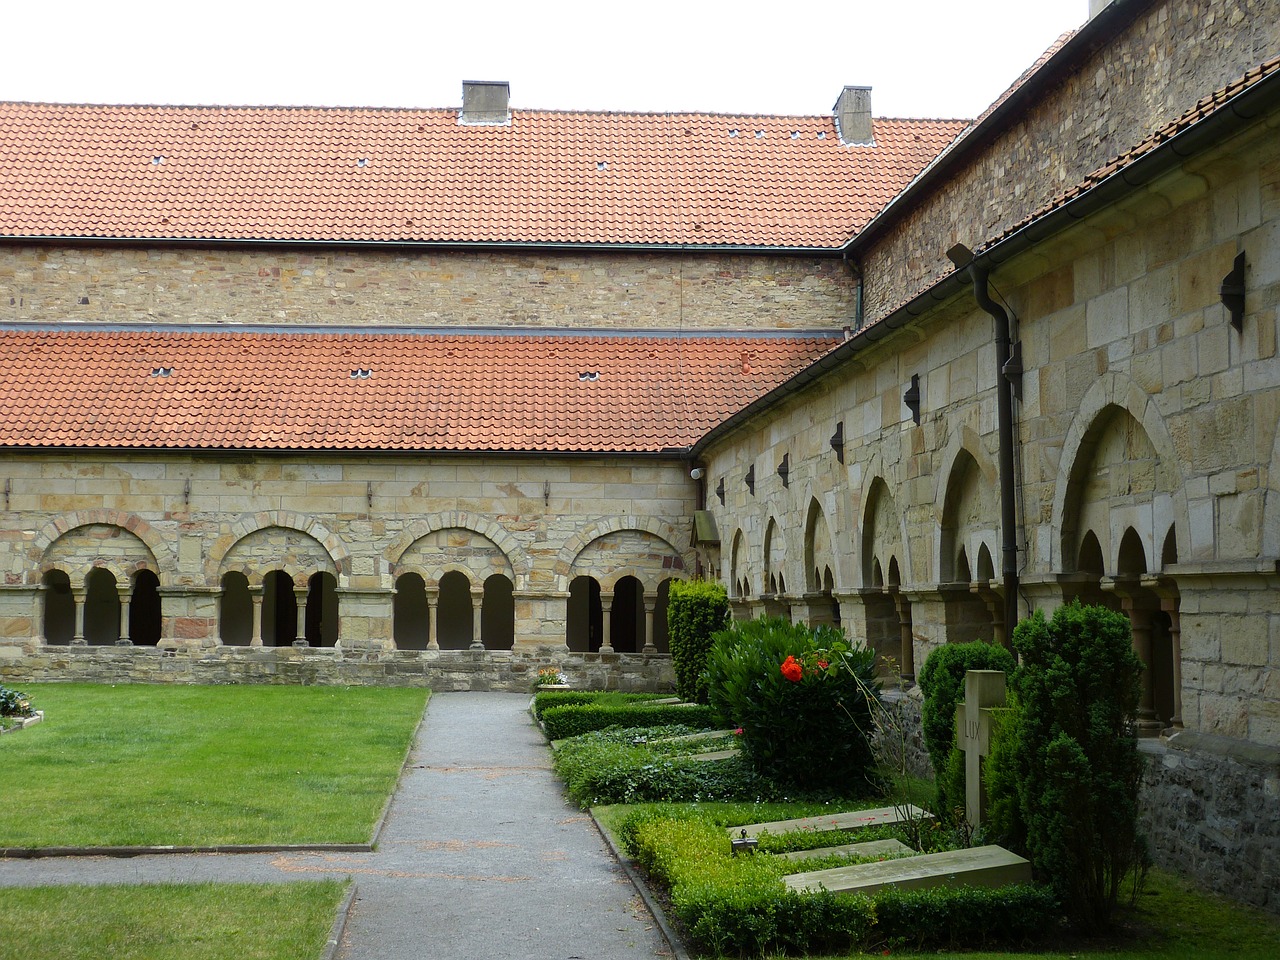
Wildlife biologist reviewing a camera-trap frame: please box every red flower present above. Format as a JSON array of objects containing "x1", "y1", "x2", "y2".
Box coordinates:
[
  {"x1": 817, "y1": 660, "x2": 829, "y2": 670},
  {"x1": 780, "y1": 655, "x2": 803, "y2": 682}
]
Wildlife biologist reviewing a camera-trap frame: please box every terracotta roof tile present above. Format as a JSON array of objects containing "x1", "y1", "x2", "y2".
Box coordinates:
[
  {"x1": 0, "y1": 329, "x2": 837, "y2": 453},
  {"x1": 0, "y1": 104, "x2": 965, "y2": 248}
]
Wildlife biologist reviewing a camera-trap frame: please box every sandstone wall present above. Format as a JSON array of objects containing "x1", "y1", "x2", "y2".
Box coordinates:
[
  {"x1": 0, "y1": 245, "x2": 854, "y2": 331},
  {"x1": 861, "y1": 0, "x2": 1280, "y2": 326}
]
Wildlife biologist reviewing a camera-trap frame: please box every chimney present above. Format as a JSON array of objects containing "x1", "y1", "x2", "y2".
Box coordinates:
[
  {"x1": 834, "y1": 86, "x2": 874, "y2": 146},
  {"x1": 459, "y1": 80, "x2": 510, "y2": 125}
]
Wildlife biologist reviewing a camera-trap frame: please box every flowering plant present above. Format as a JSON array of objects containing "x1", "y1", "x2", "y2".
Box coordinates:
[{"x1": 535, "y1": 667, "x2": 570, "y2": 687}]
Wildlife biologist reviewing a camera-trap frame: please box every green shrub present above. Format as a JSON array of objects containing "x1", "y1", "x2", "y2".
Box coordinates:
[
  {"x1": 917, "y1": 640, "x2": 1016, "y2": 816},
  {"x1": 552, "y1": 729, "x2": 779, "y2": 806},
  {"x1": 622, "y1": 806, "x2": 1053, "y2": 956},
  {"x1": 1011, "y1": 602, "x2": 1144, "y2": 926},
  {"x1": 530, "y1": 689, "x2": 662, "y2": 720},
  {"x1": 540, "y1": 701, "x2": 717, "y2": 741},
  {"x1": 705, "y1": 618, "x2": 879, "y2": 793},
  {"x1": 874, "y1": 883, "x2": 1059, "y2": 950},
  {"x1": 982, "y1": 700, "x2": 1026, "y2": 851},
  {"x1": 667, "y1": 579, "x2": 730, "y2": 703},
  {"x1": 0, "y1": 686, "x2": 34, "y2": 717}
]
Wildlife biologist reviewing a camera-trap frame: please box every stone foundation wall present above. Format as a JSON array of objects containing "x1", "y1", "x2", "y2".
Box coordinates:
[
  {"x1": 1139, "y1": 732, "x2": 1280, "y2": 913},
  {"x1": 0, "y1": 644, "x2": 676, "y2": 693}
]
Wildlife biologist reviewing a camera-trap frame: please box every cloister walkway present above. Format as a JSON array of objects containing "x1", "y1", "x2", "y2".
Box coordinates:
[{"x1": 0, "y1": 692, "x2": 675, "y2": 960}]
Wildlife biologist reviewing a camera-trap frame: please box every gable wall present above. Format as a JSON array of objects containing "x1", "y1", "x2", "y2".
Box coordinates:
[{"x1": 861, "y1": 0, "x2": 1280, "y2": 326}]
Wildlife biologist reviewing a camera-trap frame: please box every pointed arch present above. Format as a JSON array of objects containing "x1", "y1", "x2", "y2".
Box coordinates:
[{"x1": 804, "y1": 497, "x2": 837, "y2": 593}]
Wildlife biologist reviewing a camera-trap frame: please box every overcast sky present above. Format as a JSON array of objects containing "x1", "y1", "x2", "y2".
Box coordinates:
[{"x1": 2, "y1": 1, "x2": 1087, "y2": 119}]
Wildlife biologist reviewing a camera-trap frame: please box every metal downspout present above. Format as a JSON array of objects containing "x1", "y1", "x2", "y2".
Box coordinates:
[{"x1": 969, "y1": 263, "x2": 1020, "y2": 638}]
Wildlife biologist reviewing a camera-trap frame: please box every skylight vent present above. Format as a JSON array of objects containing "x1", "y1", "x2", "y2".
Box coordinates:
[
  {"x1": 578, "y1": 371, "x2": 600, "y2": 382},
  {"x1": 817, "y1": 131, "x2": 827, "y2": 139},
  {"x1": 596, "y1": 161, "x2": 608, "y2": 171},
  {"x1": 151, "y1": 156, "x2": 165, "y2": 165},
  {"x1": 150, "y1": 367, "x2": 173, "y2": 377},
  {"x1": 728, "y1": 129, "x2": 739, "y2": 137},
  {"x1": 350, "y1": 368, "x2": 373, "y2": 379},
  {"x1": 754, "y1": 130, "x2": 765, "y2": 139},
  {"x1": 356, "y1": 158, "x2": 369, "y2": 168},
  {"x1": 790, "y1": 131, "x2": 801, "y2": 139}
]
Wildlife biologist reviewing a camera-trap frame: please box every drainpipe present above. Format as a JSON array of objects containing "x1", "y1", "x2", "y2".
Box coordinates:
[{"x1": 953, "y1": 251, "x2": 1020, "y2": 638}]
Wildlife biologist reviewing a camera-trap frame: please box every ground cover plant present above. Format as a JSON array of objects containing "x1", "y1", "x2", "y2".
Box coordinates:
[
  {"x1": 0, "y1": 881, "x2": 348, "y2": 960},
  {"x1": 0, "y1": 684, "x2": 428, "y2": 847}
]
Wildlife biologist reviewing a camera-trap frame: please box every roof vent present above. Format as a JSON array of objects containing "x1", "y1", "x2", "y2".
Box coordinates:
[
  {"x1": 460, "y1": 81, "x2": 511, "y2": 126},
  {"x1": 350, "y1": 368, "x2": 373, "y2": 379},
  {"x1": 578, "y1": 371, "x2": 600, "y2": 381},
  {"x1": 150, "y1": 367, "x2": 173, "y2": 377},
  {"x1": 833, "y1": 86, "x2": 874, "y2": 146}
]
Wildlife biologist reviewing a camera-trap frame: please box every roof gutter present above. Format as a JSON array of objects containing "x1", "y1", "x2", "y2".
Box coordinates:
[
  {"x1": 692, "y1": 59, "x2": 1280, "y2": 457},
  {"x1": 0, "y1": 233, "x2": 845, "y2": 259}
]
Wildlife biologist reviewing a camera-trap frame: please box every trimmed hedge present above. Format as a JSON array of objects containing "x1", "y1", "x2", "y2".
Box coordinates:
[
  {"x1": 667, "y1": 579, "x2": 730, "y2": 703},
  {"x1": 530, "y1": 690, "x2": 663, "y2": 721},
  {"x1": 540, "y1": 702, "x2": 718, "y2": 741},
  {"x1": 623, "y1": 807, "x2": 1058, "y2": 956}
]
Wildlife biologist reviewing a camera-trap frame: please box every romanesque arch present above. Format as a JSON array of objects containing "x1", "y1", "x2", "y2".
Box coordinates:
[
  {"x1": 394, "y1": 528, "x2": 515, "y2": 586},
  {"x1": 387, "y1": 512, "x2": 531, "y2": 588},
  {"x1": 1053, "y1": 374, "x2": 1190, "y2": 569},
  {"x1": 938, "y1": 445, "x2": 1003, "y2": 644},
  {"x1": 207, "y1": 512, "x2": 349, "y2": 586},
  {"x1": 554, "y1": 516, "x2": 691, "y2": 586},
  {"x1": 31, "y1": 511, "x2": 172, "y2": 584}
]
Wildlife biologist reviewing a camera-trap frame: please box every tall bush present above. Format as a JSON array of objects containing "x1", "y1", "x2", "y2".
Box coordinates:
[
  {"x1": 704, "y1": 617, "x2": 879, "y2": 793},
  {"x1": 917, "y1": 640, "x2": 1016, "y2": 817},
  {"x1": 1010, "y1": 602, "x2": 1144, "y2": 926},
  {"x1": 666, "y1": 579, "x2": 729, "y2": 703}
]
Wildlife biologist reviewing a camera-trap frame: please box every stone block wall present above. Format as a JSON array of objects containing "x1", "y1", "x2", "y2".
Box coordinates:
[
  {"x1": 0, "y1": 245, "x2": 854, "y2": 332},
  {"x1": 699, "y1": 108, "x2": 1280, "y2": 746},
  {"x1": 0, "y1": 451, "x2": 698, "y2": 653},
  {"x1": 860, "y1": 0, "x2": 1280, "y2": 327}
]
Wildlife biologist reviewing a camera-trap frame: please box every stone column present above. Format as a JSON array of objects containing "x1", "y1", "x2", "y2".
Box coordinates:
[
  {"x1": 599, "y1": 596, "x2": 614, "y2": 653},
  {"x1": 469, "y1": 587, "x2": 484, "y2": 650},
  {"x1": 71, "y1": 588, "x2": 86, "y2": 645},
  {"x1": 642, "y1": 599, "x2": 657, "y2": 654},
  {"x1": 31, "y1": 586, "x2": 46, "y2": 644},
  {"x1": 890, "y1": 587, "x2": 916, "y2": 682},
  {"x1": 295, "y1": 588, "x2": 308, "y2": 646},
  {"x1": 1145, "y1": 575, "x2": 1183, "y2": 730},
  {"x1": 426, "y1": 588, "x2": 440, "y2": 650},
  {"x1": 250, "y1": 587, "x2": 264, "y2": 647},
  {"x1": 971, "y1": 580, "x2": 1006, "y2": 647},
  {"x1": 115, "y1": 586, "x2": 133, "y2": 645},
  {"x1": 1108, "y1": 579, "x2": 1162, "y2": 736}
]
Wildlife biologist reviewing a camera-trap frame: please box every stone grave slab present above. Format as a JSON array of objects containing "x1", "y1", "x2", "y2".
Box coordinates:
[
  {"x1": 649, "y1": 729, "x2": 736, "y2": 744},
  {"x1": 685, "y1": 748, "x2": 738, "y2": 762},
  {"x1": 729, "y1": 804, "x2": 930, "y2": 839},
  {"x1": 778, "y1": 838, "x2": 914, "y2": 863},
  {"x1": 784, "y1": 844, "x2": 1031, "y2": 896}
]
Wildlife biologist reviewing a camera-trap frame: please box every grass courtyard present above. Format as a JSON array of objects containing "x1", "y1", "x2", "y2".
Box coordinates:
[
  {"x1": 0, "y1": 683, "x2": 428, "y2": 848},
  {"x1": 0, "y1": 881, "x2": 349, "y2": 960}
]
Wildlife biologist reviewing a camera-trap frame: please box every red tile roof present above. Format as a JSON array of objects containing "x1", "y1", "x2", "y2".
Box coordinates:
[
  {"x1": 0, "y1": 329, "x2": 837, "y2": 453},
  {"x1": 0, "y1": 103, "x2": 965, "y2": 249}
]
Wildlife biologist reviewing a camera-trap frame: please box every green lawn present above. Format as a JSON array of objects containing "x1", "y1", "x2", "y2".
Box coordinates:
[
  {"x1": 0, "y1": 684, "x2": 428, "y2": 847},
  {"x1": 0, "y1": 882, "x2": 348, "y2": 960}
]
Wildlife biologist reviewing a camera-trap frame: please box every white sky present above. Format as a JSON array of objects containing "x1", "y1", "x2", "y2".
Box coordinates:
[{"x1": 2, "y1": 1, "x2": 1087, "y2": 119}]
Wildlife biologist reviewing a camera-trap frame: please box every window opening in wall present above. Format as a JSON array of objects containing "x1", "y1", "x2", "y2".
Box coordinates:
[
  {"x1": 42, "y1": 569, "x2": 74, "y2": 645},
  {"x1": 130, "y1": 570, "x2": 162, "y2": 645},
  {"x1": 610, "y1": 576, "x2": 644, "y2": 654},
  {"x1": 306, "y1": 571, "x2": 339, "y2": 646},
  {"x1": 84, "y1": 567, "x2": 120, "y2": 645},
  {"x1": 482, "y1": 574, "x2": 515, "y2": 650},
  {"x1": 566, "y1": 576, "x2": 602, "y2": 653},
  {"x1": 393, "y1": 572, "x2": 429, "y2": 650},
  {"x1": 219, "y1": 572, "x2": 252, "y2": 645},
  {"x1": 263, "y1": 570, "x2": 297, "y2": 646},
  {"x1": 437, "y1": 570, "x2": 474, "y2": 650}
]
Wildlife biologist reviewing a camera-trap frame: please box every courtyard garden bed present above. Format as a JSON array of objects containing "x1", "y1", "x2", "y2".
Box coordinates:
[
  {"x1": 0, "y1": 880, "x2": 348, "y2": 960},
  {"x1": 0, "y1": 684, "x2": 428, "y2": 848}
]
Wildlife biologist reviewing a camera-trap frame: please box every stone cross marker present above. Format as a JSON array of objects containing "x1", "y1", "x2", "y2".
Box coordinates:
[{"x1": 955, "y1": 669, "x2": 1007, "y2": 827}]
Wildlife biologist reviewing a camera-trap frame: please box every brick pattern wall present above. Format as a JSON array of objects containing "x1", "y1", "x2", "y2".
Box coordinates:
[{"x1": 0, "y1": 245, "x2": 855, "y2": 331}]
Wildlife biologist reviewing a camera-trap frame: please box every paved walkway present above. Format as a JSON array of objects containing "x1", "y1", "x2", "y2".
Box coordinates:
[{"x1": 0, "y1": 693, "x2": 675, "y2": 960}]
